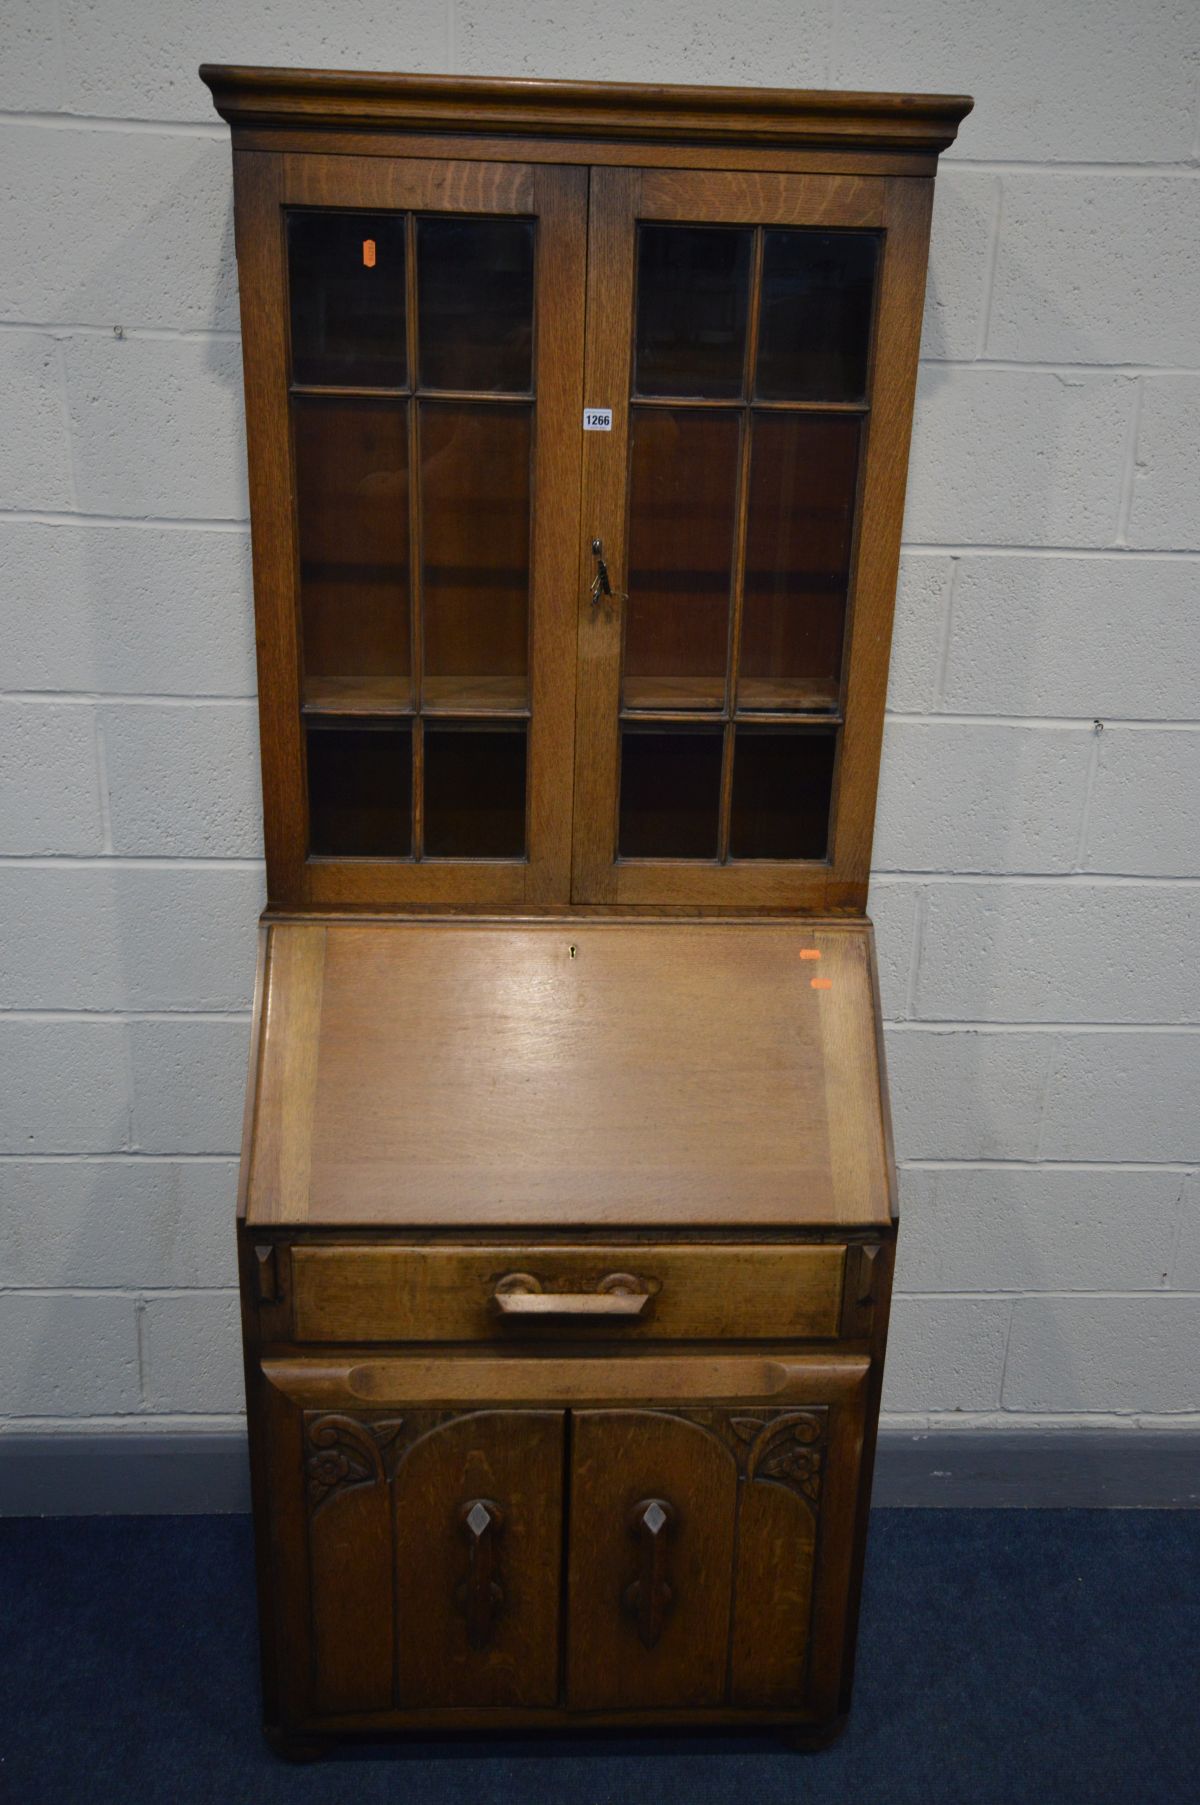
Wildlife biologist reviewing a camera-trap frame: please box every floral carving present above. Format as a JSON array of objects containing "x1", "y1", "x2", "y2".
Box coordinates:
[
  {"x1": 725, "y1": 1410, "x2": 826, "y2": 1511},
  {"x1": 304, "y1": 1412, "x2": 407, "y2": 1511}
]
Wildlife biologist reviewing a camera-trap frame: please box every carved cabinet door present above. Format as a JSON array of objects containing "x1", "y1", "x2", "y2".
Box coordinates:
[
  {"x1": 566, "y1": 1401, "x2": 847, "y2": 1714},
  {"x1": 567, "y1": 1408, "x2": 737, "y2": 1709},
  {"x1": 281, "y1": 1400, "x2": 565, "y2": 1720},
  {"x1": 392, "y1": 1409, "x2": 564, "y2": 1709},
  {"x1": 263, "y1": 1358, "x2": 865, "y2": 1727}
]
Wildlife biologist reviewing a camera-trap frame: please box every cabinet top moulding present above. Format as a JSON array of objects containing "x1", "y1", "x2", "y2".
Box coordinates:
[{"x1": 199, "y1": 65, "x2": 973, "y2": 157}]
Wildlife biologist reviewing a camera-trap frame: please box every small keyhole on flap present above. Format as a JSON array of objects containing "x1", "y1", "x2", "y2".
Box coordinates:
[{"x1": 569, "y1": 944, "x2": 577, "y2": 959}]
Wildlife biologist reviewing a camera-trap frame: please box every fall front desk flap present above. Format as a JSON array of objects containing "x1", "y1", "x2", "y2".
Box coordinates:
[{"x1": 242, "y1": 920, "x2": 894, "y2": 1230}]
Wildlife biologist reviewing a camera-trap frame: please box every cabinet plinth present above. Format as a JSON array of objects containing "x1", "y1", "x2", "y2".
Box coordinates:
[{"x1": 206, "y1": 61, "x2": 969, "y2": 1752}]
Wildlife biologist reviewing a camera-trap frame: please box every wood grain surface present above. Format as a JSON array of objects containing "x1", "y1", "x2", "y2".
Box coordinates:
[
  {"x1": 200, "y1": 66, "x2": 972, "y2": 153},
  {"x1": 244, "y1": 918, "x2": 892, "y2": 1228},
  {"x1": 288, "y1": 1241, "x2": 847, "y2": 1341}
]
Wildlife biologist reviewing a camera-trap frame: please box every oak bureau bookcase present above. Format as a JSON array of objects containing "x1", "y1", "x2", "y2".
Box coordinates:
[{"x1": 201, "y1": 64, "x2": 971, "y2": 1756}]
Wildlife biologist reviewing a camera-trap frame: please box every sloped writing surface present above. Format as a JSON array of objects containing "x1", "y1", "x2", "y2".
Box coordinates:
[{"x1": 244, "y1": 919, "x2": 893, "y2": 1229}]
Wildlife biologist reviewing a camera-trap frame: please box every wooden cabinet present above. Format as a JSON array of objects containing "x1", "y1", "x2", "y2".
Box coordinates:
[
  {"x1": 203, "y1": 64, "x2": 970, "y2": 1755},
  {"x1": 258, "y1": 1349, "x2": 869, "y2": 1730}
]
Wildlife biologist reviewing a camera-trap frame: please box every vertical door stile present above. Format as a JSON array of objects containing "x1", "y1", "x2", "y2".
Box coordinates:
[
  {"x1": 826, "y1": 175, "x2": 934, "y2": 909},
  {"x1": 571, "y1": 167, "x2": 640, "y2": 902},
  {"x1": 231, "y1": 149, "x2": 307, "y2": 906},
  {"x1": 404, "y1": 209, "x2": 425, "y2": 861},
  {"x1": 525, "y1": 165, "x2": 590, "y2": 902}
]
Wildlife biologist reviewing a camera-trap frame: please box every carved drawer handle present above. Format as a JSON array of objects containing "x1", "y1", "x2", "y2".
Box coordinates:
[
  {"x1": 492, "y1": 1271, "x2": 650, "y2": 1318},
  {"x1": 622, "y1": 1496, "x2": 676, "y2": 1649},
  {"x1": 455, "y1": 1498, "x2": 504, "y2": 1650}
]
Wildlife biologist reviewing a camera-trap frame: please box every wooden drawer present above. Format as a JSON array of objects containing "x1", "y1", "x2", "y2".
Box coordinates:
[{"x1": 287, "y1": 1243, "x2": 848, "y2": 1344}]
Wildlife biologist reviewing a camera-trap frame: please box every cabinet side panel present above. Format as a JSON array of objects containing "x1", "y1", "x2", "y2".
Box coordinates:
[
  {"x1": 835, "y1": 1231, "x2": 896, "y2": 1714},
  {"x1": 827, "y1": 176, "x2": 934, "y2": 908},
  {"x1": 245, "y1": 923, "x2": 327, "y2": 1226},
  {"x1": 805, "y1": 1368, "x2": 870, "y2": 1720},
  {"x1": 261, "y1": 1370, "x2": 316, "y2": 1729},
  {"x1": 232, "y1": 150, "x2": 306, "y2": 904},
  {"x1": 236, "y1": 1222, "x2": 281, "y2": 1731}
]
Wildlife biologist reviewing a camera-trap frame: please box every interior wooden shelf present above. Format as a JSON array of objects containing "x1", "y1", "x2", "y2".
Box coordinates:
[
  {"x1": 290, "y1": 382, "x2": 536, "y2": 404},
  {"x1": 421, "y1": 673, "x2": 530, "y2": 716},
  {"x1": 303, "y1": 674, "x2": 413, "y2": 716},
  {"x1": 631, "y1": 393, "x2": 869, "y2": 415},
  {"x1": 736, "y1": 675, "x2": 841, "y2": 713},
  {"x1": 621, "y1": 674, "x2": 841, "y2": 716},
  {"x1": 621, "y1": 675, "x2": 726, "y2": 712},
  {"x1": 302, "y1": 673, "x2": 531, "y2": 718}
]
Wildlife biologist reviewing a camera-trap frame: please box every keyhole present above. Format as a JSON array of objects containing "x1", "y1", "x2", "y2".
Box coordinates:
[{"x1": 569, "y1": 944, "x2": 577, "y2": 960}]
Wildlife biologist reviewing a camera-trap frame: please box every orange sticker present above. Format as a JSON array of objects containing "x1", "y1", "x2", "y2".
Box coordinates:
[
  {"x1": 362, "y1": 238, "x2": 376, "y2": 268},
  {"x1": 798, "y1": 948, "x2": 821, "y2": 960},
  {"x1": 810, "y1": 977, "x2": 833, "y2": 990}
]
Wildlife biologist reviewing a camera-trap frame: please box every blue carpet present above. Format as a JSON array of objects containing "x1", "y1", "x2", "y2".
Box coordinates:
[{"x1": 1, "y1": 1510, "x2": 1196, "y2": 1804}]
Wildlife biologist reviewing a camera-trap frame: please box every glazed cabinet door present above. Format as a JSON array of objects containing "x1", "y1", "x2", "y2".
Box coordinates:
[
  {"x1": 566, "y1": 1379, "x2": 867, "y2": 1716},
  {"x1": 262, "y1": 1383, "x2": 564, "y2": 1723},
  {"x1": 572, "y1": 168, "x2": 932, "y2": 909},
  {"x1": 234, "y1": 152, "x2": 586, "y2": 907}
]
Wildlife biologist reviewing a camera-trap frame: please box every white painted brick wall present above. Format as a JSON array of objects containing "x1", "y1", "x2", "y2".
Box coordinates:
[
  {"x1": 1084, "y1": 731, "x2": 1200, "y2": 876},
  {"x1": 874, "y1": 721, "x2": 1094, "y2": 872},
  {"x1": 1126, "y1": 377, "x2": 1200, "y2": 549},
  {"x1": 0, "y1": 520, "x2": 255, "y2": 694},
  {"x1": 0, "y1": 334, "x2": 75, "y2": 510},
  {"x1": 937, "y1": 556, "x2": 1200, "y2": 719},
  {"x1": 883, "y1": 1295, "x2": 1013, "y2": 1412},
  {"x1": 140, "y1": 1292, "x2": 245, "y2": 1413},
  {"x1": 0, "y1": 702, "x2": 105, "y2": 852},
  {"x1": 897, "y1": 1167, "x2": 1185, "y2": 1292},
  {"x1": 127, "y1": 1021, "x2": 249, "y2": 1155},
  {"x1": 0, "y1": 1162, "x2": 238, "y2": 1288},
  {"x1": 884, "y1": 1028, "x2": 1053, "y2": 1161},
  {"x1": 101, "y1": 703, "x2": 262, "y2": 856},
  {"x1": 906, "y1": 368, "x2": 1135, "y2": 546},
  {"x1": 63, "y1": 336, "x2": 249, "y2": 519},
  {"x1": 0, "y1": 866, "x2": 262, "y2": 1010},
  {"x1": 986, "y1": 175, "x2": 1200, "y2": 367},
  {"x1": 1173, "y1": 1176, "x2": 1200, "y2": 1289},
  {"x1": 1, "y1": 0, "x2": 1197, "y2": 1447},
  {"x1": 1, "y1": 1022, "x2": 130, "y2": 1154},
  {"x1": 915, "y1": 883, "x2": 1200, "y2": 1022},
  {"x1": 1004, "y1": 1296, "x2": 1200, "y2": 1413},
  {"x1": 0, "y1": 127, "x2": 239, "y2": 331},
  {"x1": 0, "y1": 1293, "x2": 141, "y2": 1416}
]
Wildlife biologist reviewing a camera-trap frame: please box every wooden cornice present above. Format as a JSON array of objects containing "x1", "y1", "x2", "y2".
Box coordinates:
[{"x1": 199, "y1": 65, "x2": 973, "y2": 153}]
